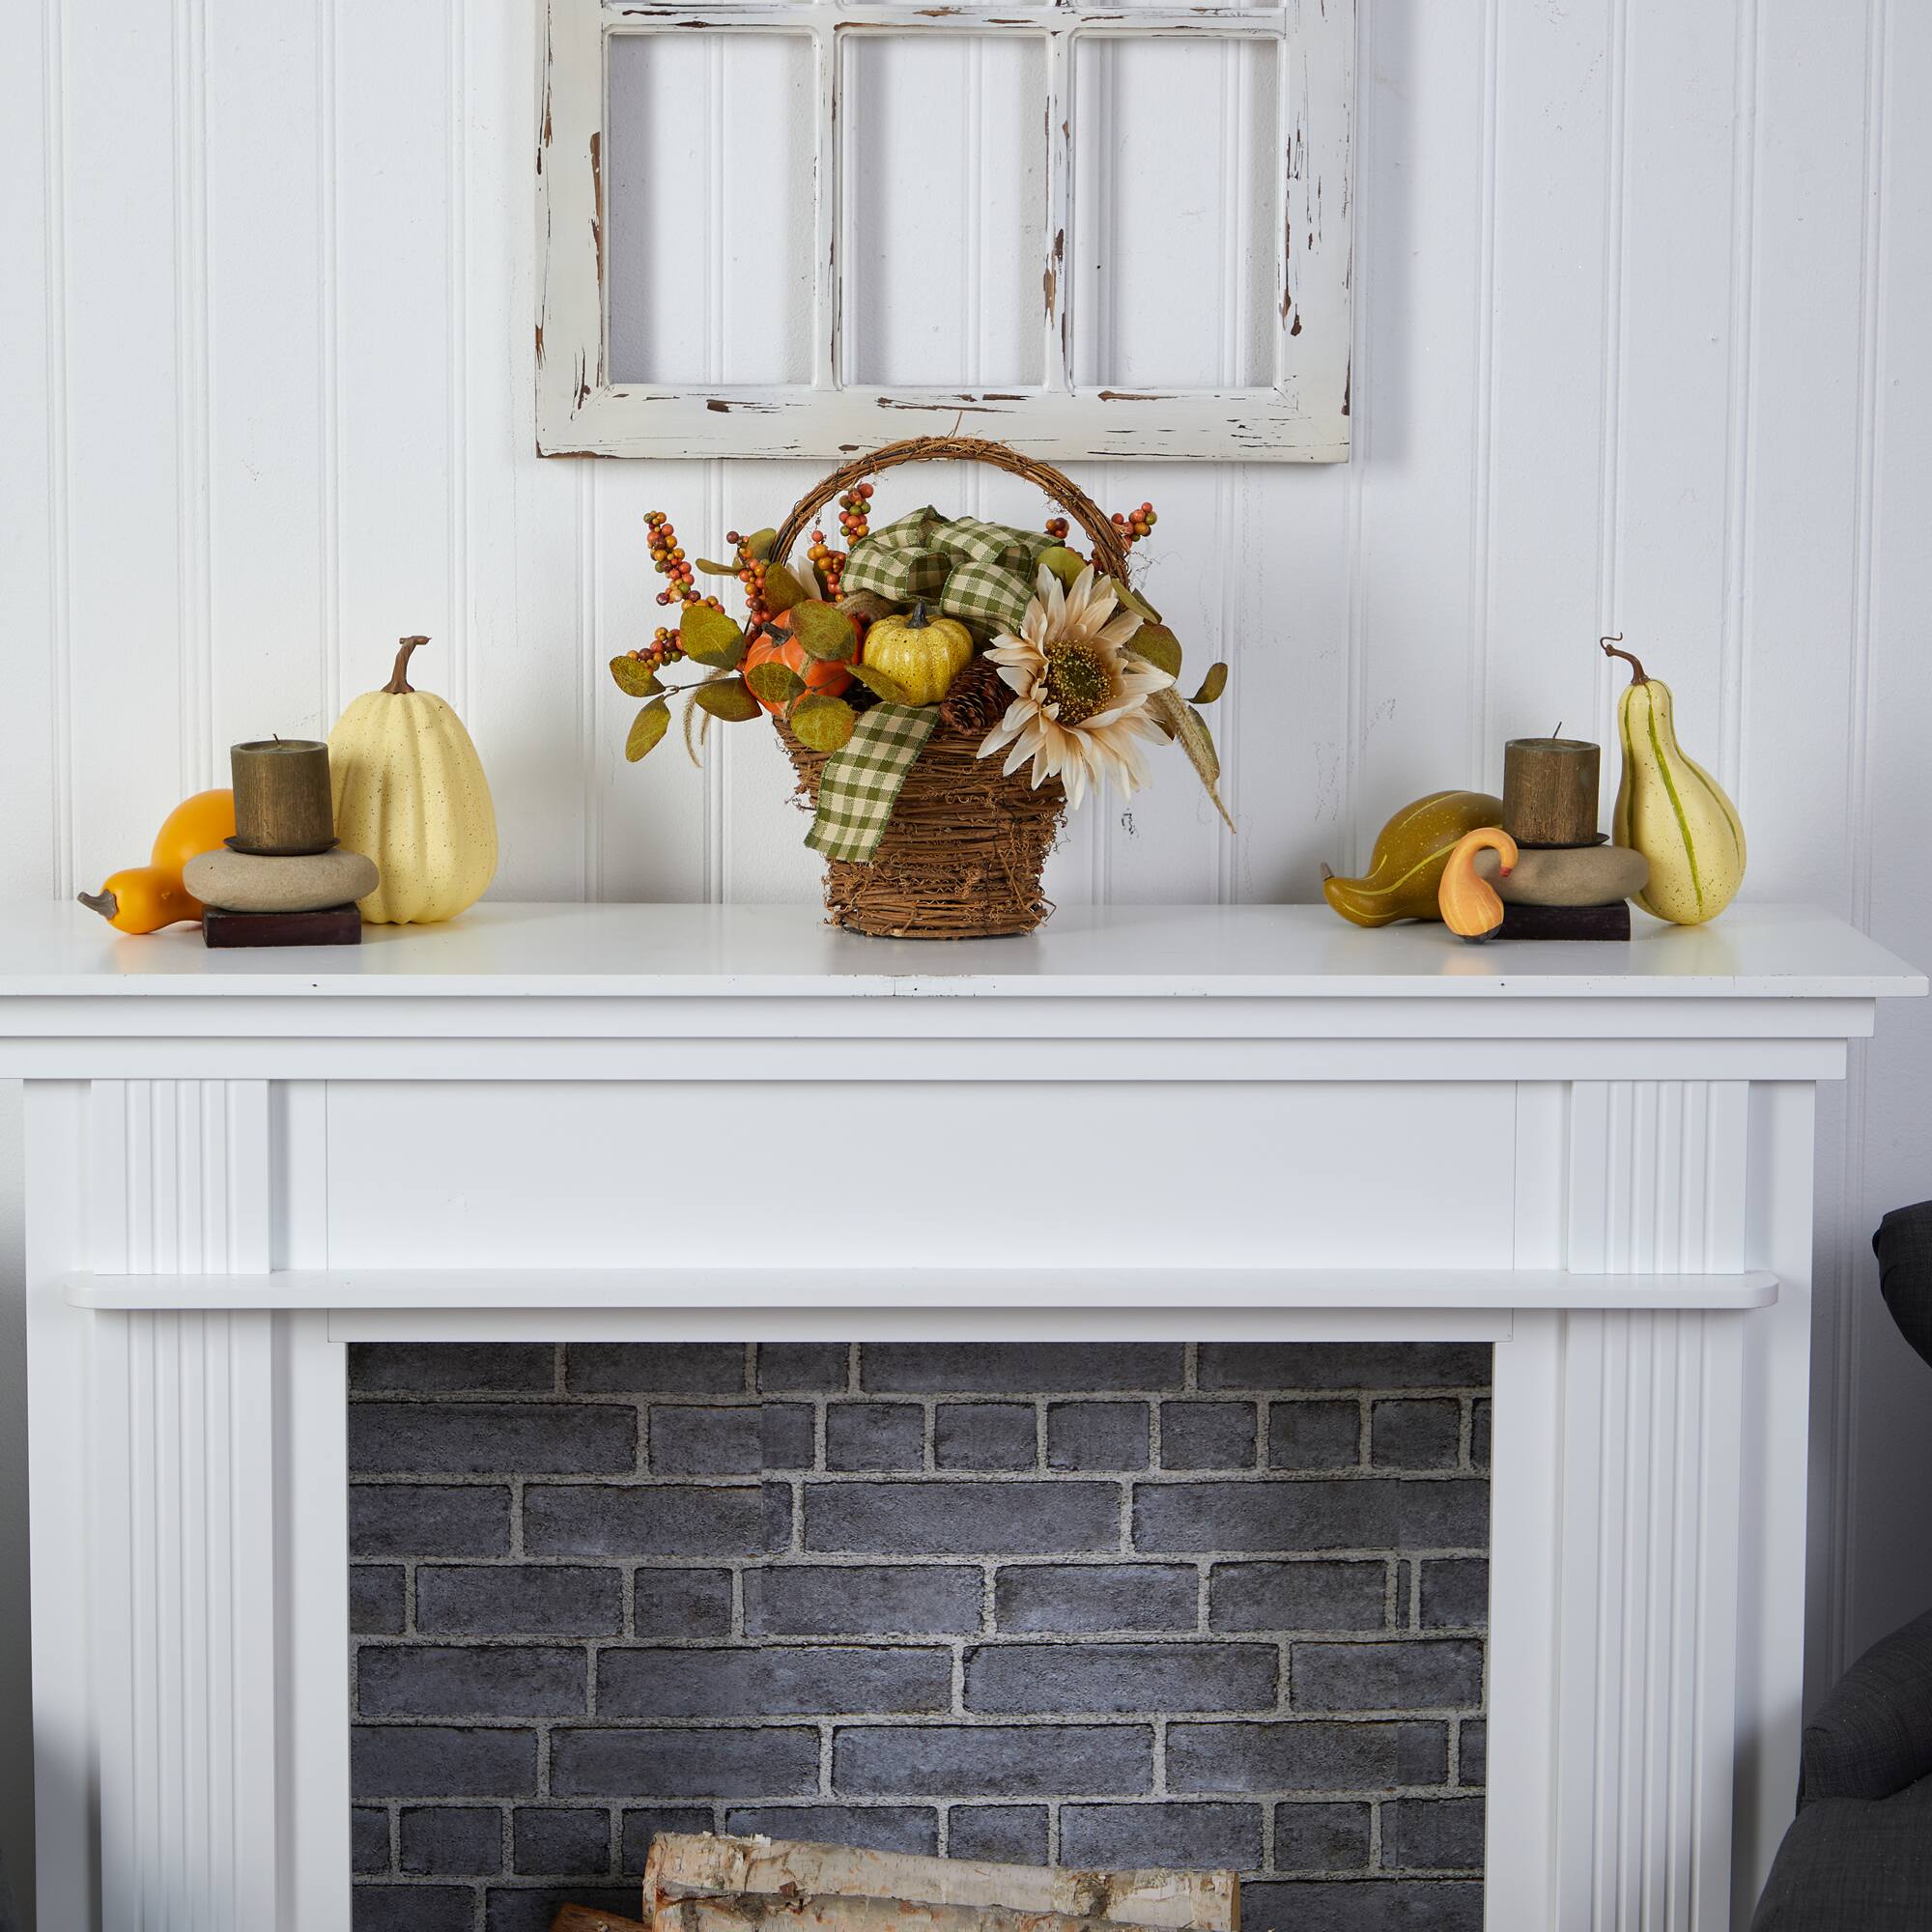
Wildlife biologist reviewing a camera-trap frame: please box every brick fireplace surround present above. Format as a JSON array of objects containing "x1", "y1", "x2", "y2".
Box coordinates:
[
  {"x1": 347, "y1": 1340, "x2": 1492, "y2": 1930},
  {"x1": 0, "y1": 901, "x2": 1920, "y2": 1932}
]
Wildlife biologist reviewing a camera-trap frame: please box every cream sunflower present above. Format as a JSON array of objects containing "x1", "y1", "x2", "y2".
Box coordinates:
[{"x1": 977, "y1": 563, "x2": 1174, "y2": 809}]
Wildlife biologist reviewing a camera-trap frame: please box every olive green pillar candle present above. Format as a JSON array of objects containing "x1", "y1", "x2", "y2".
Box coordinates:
[
  {"x1": 230, "y1": 739, "x2": 335, "y2": 856},
  {"x1": 1502, "y1": 736, "x2": 1601, "y2": 847}
]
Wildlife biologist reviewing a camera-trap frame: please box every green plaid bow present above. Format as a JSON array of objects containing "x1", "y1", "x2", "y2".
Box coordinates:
[
  {"x1": 805, "y1": 703, "x2": 942, "y2": 864},
  {"x1": 841, "y1": 508, "x2": 1056, "y2": 637}
]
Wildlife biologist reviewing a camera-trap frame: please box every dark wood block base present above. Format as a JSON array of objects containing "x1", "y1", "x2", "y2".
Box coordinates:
[
  {"x1": 201, "y1": 904, "x2": 363, "y2": 948},
  {"x1": 1497, "y1": 899, "x2": 1632, "y2": 942}
]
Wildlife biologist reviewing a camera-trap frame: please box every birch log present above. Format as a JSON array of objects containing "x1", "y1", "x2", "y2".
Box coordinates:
[
  {"x1": 652, "y1": 1893, "x2": 1208, "y2": 1932},
  {"x1": 553, "y1": 1909, "x2": 650, "y2": 1932},
  {"x1": 643, "y1": 1836, "x2": 1237, "y2": 1932}
]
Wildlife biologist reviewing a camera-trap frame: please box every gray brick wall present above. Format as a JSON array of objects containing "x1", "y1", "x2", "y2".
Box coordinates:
[{"x1": 349, "y1": 1343, "x2": 1490, "y2": 1932}]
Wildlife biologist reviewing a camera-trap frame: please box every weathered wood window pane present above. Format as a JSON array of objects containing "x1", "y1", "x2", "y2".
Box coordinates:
[
  {"x1": 605, "y1": 33, "x2": 817, "y2": 384},
  {"x1": 1071, "y1": 38, "x2": 1279, "y2": 388},
  {"x1": 840, "y1": 34, "x2": 1048, "y2": 387},
  {"x1": 542, "y1": 0, "x2": 1350, "y2": 458}
]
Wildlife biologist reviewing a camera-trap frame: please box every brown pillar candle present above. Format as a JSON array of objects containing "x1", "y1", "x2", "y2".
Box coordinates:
[
  {"x1": 229, "y1": 739, "x2": 335, "y2": 856},
  {"x1": 1502, "y1": 735, "x2": 1602, "y2": 847}
]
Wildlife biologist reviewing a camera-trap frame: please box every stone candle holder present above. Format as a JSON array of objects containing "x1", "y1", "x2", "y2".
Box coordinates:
[
  {"x1": 1492, "y1": 733, "x2": 1635, "y2": 940},
  {"x1": 203, "y1": 738, "x2": 364, "y2": 946}
]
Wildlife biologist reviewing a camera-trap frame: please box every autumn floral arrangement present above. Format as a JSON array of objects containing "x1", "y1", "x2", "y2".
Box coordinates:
[{"x1": 609, "y1": 437, "x2": 1231, "y2": 938}]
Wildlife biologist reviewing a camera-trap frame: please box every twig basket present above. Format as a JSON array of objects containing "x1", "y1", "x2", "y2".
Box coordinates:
[{"x1": 772, "y1": 437, "x2": 1134, "y2": 940}]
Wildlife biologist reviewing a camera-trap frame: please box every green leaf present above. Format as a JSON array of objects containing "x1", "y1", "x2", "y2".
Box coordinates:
[
  {"x1": 625, "y1": 696, "x2": 671, "y2": 761},
  {"x1": 1190, "y1": 661, "x2": 1229, "y2": 705},
  {"x1": 847, "y1": 661, "x2": 916, "y2": 706},
  {"x1": 743, "y1": 526, "x2": 778, "y2": 561},
  {"x1": 1130, "y1": 622, "x2": 1184, "y2": 681},
  {"x1": 1148, "y1": 687, "x2": 1235, "y2": 832},
  {"x1": 1114, "y1": 580, "x2": 1162, "y2": 624},
  {"x1": 789, "y1": 600, "x2": 859, "y2": 663},
  {"x1": 695, "y1": 556, "x2": 739, "y2": 577},
  {"x1": 762, "y1": 560, "x2": 810, "y2": 613},
  {"x1": 611, "y1": 655, "x2": 664, "y2": 697},
  {"x1": 1039, "y1": 545, "x2": 1087, "y2": 590},
  {"x1": 680, "y1": 602, "x2": 747, "y2": 669},
  {"x1": 693, "y1": 676, "x2": 762, "y2": 723},
  {"x1": 746, "y1": 659, "x2": 807, "y2": 707},
  {"x1": 790, "y1": 693, "x2": 857, "y2": 752}
]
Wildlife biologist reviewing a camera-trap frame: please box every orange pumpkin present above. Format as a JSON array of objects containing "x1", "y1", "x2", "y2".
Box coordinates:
[{"x1": 743, "y1": 609, "x2": 856, "y2": 717}]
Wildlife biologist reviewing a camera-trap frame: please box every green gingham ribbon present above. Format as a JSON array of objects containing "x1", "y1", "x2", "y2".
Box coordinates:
[
  {"x1": 840, "y1": 508, "x2": 1056, "y2": 638},
  {"x1": 805, "y1": 703, "x2": 942, "y2": 864}
]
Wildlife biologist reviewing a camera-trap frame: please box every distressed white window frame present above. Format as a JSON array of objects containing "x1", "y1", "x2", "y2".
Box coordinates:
[{"x1": 536, "y1": 0, "x2": 1352, "y2": 461}]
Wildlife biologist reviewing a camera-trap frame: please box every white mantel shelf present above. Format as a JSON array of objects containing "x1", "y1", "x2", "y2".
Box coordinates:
[
  {"x1": 1, "y1": 898, "x2": 1920, "y2": 1932},
  {"x1": 0, "y1": 896, "x2": 1917, "y2": 1001},
  {"x1": 0, "y1": 898, "x2": 1917, "y2": 1086}
]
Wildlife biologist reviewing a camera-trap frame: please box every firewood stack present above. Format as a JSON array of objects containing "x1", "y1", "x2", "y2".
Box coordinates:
[{"x1": 550, "y1": 1832, "x2": 1239, "y2": 1932}]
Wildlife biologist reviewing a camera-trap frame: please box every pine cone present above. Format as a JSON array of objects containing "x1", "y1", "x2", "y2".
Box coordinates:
[{"x1": 940, "y1": 654, "x2": 1011, "y2": 734}]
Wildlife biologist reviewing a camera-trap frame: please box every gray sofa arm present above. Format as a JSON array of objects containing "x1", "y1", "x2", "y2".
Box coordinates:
[
  {"x1": 1802, "y1": 1608, "x2": 1932, "y2": 1804},
  {"x1": 1873, "y1": 1200, "x2": 1932, "y2": 1371}
]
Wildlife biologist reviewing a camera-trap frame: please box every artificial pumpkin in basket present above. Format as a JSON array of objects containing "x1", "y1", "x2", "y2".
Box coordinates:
[
  {"x1": 860, "y1": 602, "x2": 974, "y2": 707},
  {"x1": 743, "y1": 608, "x2": 856, "y2": 717},
  {"x1": 328, "y1": 636, "x2": 497, "y2": 923}
]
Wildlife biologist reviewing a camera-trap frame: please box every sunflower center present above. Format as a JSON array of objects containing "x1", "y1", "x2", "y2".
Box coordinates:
[{"x1": 1042, "y1": 641, "x2": 1113, "y2": 726}]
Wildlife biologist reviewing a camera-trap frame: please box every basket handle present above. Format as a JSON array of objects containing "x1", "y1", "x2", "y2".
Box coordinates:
[{"x1": 772, "y1": 436, "x2": 1133, "y2": 584}]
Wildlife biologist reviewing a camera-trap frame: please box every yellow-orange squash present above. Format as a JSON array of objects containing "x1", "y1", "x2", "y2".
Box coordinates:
[
  {"x1": 328, "y1": 636, "x2": 497, "y2": 924},
  {"x1": 1437, "y1": 827, "x2": 1518, "y2": 940},
  {"x1": 150, "y1": 789, "x2": 239, "y2": 878},
  {"x1": 77, "y1": 786, "x2": 237, "y2": 933},
  {"x1": 78, "y1": 867, "x2": 203, "y2": 935}
]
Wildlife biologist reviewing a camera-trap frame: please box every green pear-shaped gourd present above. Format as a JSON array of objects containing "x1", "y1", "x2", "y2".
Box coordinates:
[{"x1": 1604, "y1": 639, "x2": 1746, "y2": 924}]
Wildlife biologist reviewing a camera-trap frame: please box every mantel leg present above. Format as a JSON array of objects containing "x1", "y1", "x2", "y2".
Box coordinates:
[
  {"x1": 28, "y1": 1079, "x2": 282, "y2": 1928},
  {"x1": 1734, "y1": 1081, "x2": 1820, "y2": 1928}
]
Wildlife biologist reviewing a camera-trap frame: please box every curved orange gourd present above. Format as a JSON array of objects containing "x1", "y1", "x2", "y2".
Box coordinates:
[{"x1": 1437, "y1": 827, "x2": 1519, "y2": 940}]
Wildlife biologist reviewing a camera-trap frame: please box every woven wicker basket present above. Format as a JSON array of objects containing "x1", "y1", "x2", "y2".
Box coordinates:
[{"x1": 772, "y1": 437, "x2": 1135, "y2": 940}]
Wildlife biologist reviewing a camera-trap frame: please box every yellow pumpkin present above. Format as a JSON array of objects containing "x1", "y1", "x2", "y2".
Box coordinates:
[
  {"x1": 860, "y1": 602, "x2": 975, "y2": 707},
  {"x1": 327, "y1": 636, "x2": 497, "y2": 924}
]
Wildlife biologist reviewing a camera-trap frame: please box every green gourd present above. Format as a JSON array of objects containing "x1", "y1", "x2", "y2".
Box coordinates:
[{"x1": 1321, "y1": 790, "x2": 1508, "y2": 926}]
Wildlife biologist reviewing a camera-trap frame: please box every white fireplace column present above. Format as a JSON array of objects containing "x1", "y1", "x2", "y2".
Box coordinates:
[{"x1": 0, "y1": 900, "x2": 1918, "y2": 1932}]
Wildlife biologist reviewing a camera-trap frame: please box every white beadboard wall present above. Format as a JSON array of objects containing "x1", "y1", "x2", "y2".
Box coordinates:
[{"x1": 2, "y1": 0, "x2": 1929, "y2": 1913}]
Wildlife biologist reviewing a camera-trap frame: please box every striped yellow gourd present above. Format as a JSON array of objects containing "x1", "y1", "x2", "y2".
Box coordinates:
[{"x1": 1605, "y1": 641, "x2": 1746, "y2": 925}]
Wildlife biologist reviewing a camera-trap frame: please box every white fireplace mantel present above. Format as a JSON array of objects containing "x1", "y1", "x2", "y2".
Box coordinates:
[{"x1": 1, "y1": 899, "x2": 1920, "y2": 1932}]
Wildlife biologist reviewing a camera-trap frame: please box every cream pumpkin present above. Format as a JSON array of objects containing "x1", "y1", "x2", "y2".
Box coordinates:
[{"x1": 327, "y1": 636, "x2": 497, "y2": 923}]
